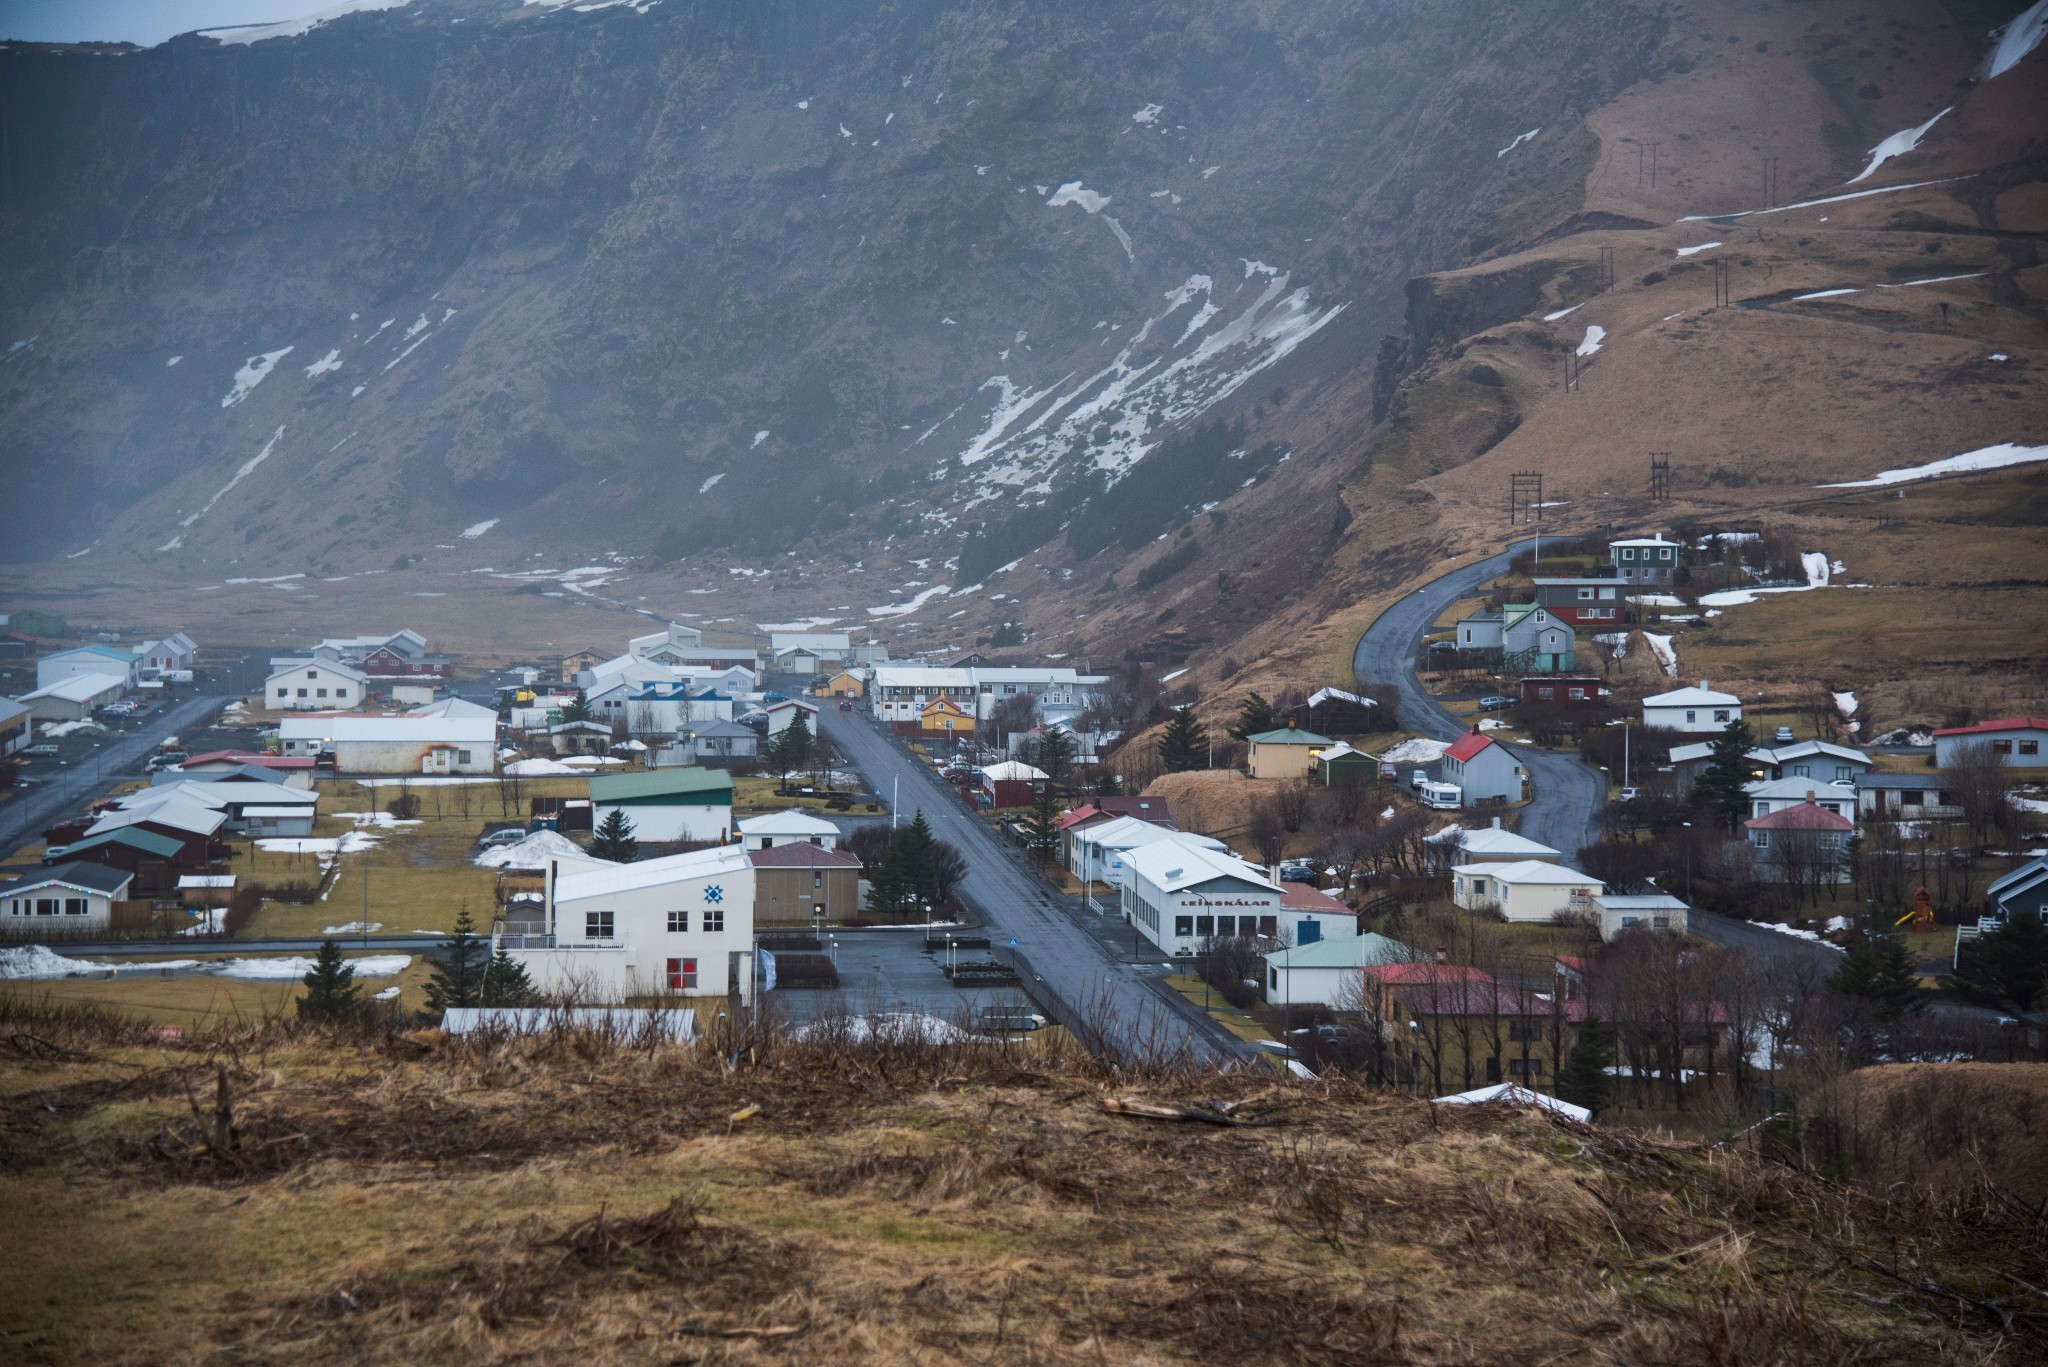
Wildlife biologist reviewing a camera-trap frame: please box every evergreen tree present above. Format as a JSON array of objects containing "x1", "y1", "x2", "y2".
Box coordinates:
[
  {"x1": 1228, "y1": 692, "x2": 1280, "y2": 742},
  {"x1": 1159, "y1": 707, "x2": 1210, "y2": 773},
  {"x1": 481, "y1": 947, "x2": 537, "y2": 1007},
  {"x1": 562, "y1": 690, "x2": 594, "y2": 723},
  {"x1": 866, "y1": 812, "x2": 939, "y2": 918},
  {"x1": 1828, "y1": 926, "x2": 1922, "y2": 1018},
  {"x1": 425, "y1": 909, "x2": 489, "y2": 1013},
  {"x1": 1033, "y1": 727, "x2": 1075, "y2": 794},
  {"x1": 1024, "y1": 784, "x2": 1061, "y2": 865},
  {"x1": 298, "y1": 938, "x2": 362, "y2": 1022},
  {"x1": 1947, "y1": 914, "x2": 2048, "y2": 1013},
  {"x1": 1094, "y1": 769, "x2": 1124, "y2": 797},
  {"x1": 770, "y1": 712, "x2": 813, "y2": 784},
  {"x1": 590, "y1": 807, "x2": 640, "y2": 862},
  {"x1": 1691, "y1": 719, "x2": 1758, "y2": 832},
  {"x1": 1555, "y1": 1016, "x2": 1618, "y2": 1113}
]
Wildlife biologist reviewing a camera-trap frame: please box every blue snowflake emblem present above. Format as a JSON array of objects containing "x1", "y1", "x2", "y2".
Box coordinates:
[{"x1": 704, "y1": 884, "x2": 725, "y2": 905}]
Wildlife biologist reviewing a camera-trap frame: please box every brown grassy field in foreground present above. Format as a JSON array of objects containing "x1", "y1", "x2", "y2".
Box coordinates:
[{"x1": 1, "y1": 997, "x2": 2039, "y2": 1365}]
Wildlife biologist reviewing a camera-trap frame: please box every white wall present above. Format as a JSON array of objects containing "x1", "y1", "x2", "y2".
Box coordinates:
[
  {"x1": 1643, "y1": 701, "x2": 1741, "y2": 732},
  {"x1": 544, "y1": 866, "x2": 754, "y2": 1002},
  {"x1": 331, "y1": 739, "x2": 494, "y2": 774},
  {"x1": 596, "y1": 801, "x2": 732, "y2": 844},
  {"x1": 3, "y1": 886, "x2": 117, "y2": 931}
]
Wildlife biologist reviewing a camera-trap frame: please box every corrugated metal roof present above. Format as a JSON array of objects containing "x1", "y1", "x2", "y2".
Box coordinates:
[
  {"x1": 588, "y1": 768, "x2": 734, "y2": 803},
  {"x1": 551, "y1": 843, "x2": 751, "y2": 901}
]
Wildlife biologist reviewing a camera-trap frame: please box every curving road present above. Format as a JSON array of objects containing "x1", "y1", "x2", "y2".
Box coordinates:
[{"x1": 1350, "y1": 538, "x2": 1606, "y2": 858}]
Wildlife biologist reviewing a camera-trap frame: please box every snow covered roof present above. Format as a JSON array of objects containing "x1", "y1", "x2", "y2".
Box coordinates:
[
  {"x1": 1374, "y1": 737, "x2": 1450, "y2": 765},
  {"x1": 18, "y1": 672, "x2": 127, "y2": 703},
  {"x1": 550, "y1": 844, "x2": 752, "y2": 902},
  {"x1": 1453, "y1": 860, "x2": 1604, "y2": 887},
  {"x1": 1643, "y1": 684, "x2": 1740, "y2": 708},
  {"x1": 1073, "y1": 819, "x2": 1222, "y2": 856},
  {"x1": 0, "y1": 861, "x2": 136, "y2": 898},
  {"x1": 1609, "y1": 536, "x2": 1682, "y2": 549},
  {"x1": 1433, "y1": 1083, "x2": 1590, "y2": 1124},
  {"x1": 980, "y1": 760, "x2": 1048, "y2": 782},
  {"x1": 1765, "y1": 740, "x2": 1870, "y2": 765},
  {"x1": 1428, "y1": 825, "x2": 1560, "y2": 859},
  {"x1": 737, "y1": 811, "x2": 839, "y2": 837},
  {"x1": 264, "y1": 657, "x2": 368, "y2": 685},
  {"x1": 1305, "y1": 686, "x2": 1374, "y2": 710},
  {"x1": 1594, "y1": 894, "x2": 1690, "y2": 911},
  {"x1": 88, "y1": 797, "x2": 225, "y2": 837},
  {"x1": 1119, "y1": 841, "x2": 1276, "y2": 894},
  {"x1": 278, "y1": 714, "x2": 496, "y2": 744},
  {"x1": 1746, "y1": 777, "x2": 1853, "y2": 801}
]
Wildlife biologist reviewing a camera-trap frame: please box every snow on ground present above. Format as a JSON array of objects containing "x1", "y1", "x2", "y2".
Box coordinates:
[
  {"x1": 257, "y1": 832, "x2": 381, "y2": 858},
  {"x1": 1747, "y1": 921, "x2": 1845, "y2": 952},
  {"x1": 751, "y1": 430, "x2": 770, "y2": 448},
  {"x1": 790, "y1": 1013, "x2": 1003, "y2": 1045},
  {"x1": 475, "y1": 829, "x2": 611, "y2": 869},
  {"x1": 868, "y1": 585, "x2": 951, "y2": 618},
  {"x1": 1576, "y1": 325, "x2": 1605, "y2": 357},
  {"x1": 1102, "y1": 215, "x2": 1134, "y2": 261},
  {"x1": 501, "y1": 757, "x2": 585, "y2": 776},
  {"x1": 383, "y1": 331, "x2": 432, "y2": 372},
  {"x1": 460, "y1": 518, "x2": 499, "y2": 539},
  {"x1": 1047, "y1": 181, "x2": 1111, "y2": 213},
  {"x1": 1495, "y1": 128, "x2": 1539, "y2": 157},
  {"x1": 0, "y1": 946, "x2": 411, "y2": 979},
  {"x1": 1848, "y1": 107, "x2": 1952, "y2": 184},
  {"x1": 1988, "y1": 0, "x2": 2048, "y2": 79},
  {"x1": 1131, "y1": 103, "x2": 1162, "y2": 124},
  {"x1": 2012, "y1": 795, "x2": 2048, "y2": 815},
  {"x1": 323, "y1": 922, "x2": 383, "y2": 934},
  {"x1": 1833, "y1": 691, "x2": 1858, "y2": 718},
  {"x1": 303, "y1": 348, "x2": 343, "y2": 378},
  {"x1": 216, "y1": 954, "x2": 412, "y2": 980},
  {"x1": 1680, "y1": 177, "x2": 1963, "y2": 222},
  {"x1": 698, "y1": 472, "x2": 725, "y2": 494},
  {"x1": 1642, "y1": 632, "x2": 1678, "y2": 676},
  {"x1": 1800, "y1": 552, "x2": 1830, "y2": 587},
  {"x1": 1377, "y1": 737, "x2": 1450, "y2": 765},
  {"x1": 1819, "y1": 441, "x2": 2048, "y2": 488},
  {"x1": 1674, "y1": 241, "x2": 1721, "y2": 256},
  {"x1": 204, "y1": 0, "x2": 409, "y2": 43},
  {"x1": 220, "y1": 348, "x2": 292, "y2": 407},
  {"x1": 179, "y1": 910, "x2": 226, "y2": 936},
  {"x1": 335, "y1": 811, "x2": 422, "y2": 829},
  {"x1": 180, "y1": 425, "x2": 286, "y2": 529},
  {"x1": 1542, "y1": 303, "x2": 1582, "y2": 321},
  {"x1": 561, "y1": 756, "x2": 626, "y2": 768},
  {"x1": 166, "y1": 355, "x2": 182, "y2": 366},
  {"x1": 41, "y1": 720, "x2": 106, "y2": 737},
  {"x1": 1628, "y1": 593, "x2": 1685, "y2": 607}
]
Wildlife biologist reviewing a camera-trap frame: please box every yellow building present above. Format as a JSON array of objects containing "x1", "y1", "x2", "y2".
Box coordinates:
[
  {"x1": 919, "y1": 697, "x2": 975, "y2": 737},
  {"x1": 816, "y1": 669, "x2": 865, "y2": 699},
  {"x1": 1246, "y1": 723, "x2": 1333, "y2": 780}
]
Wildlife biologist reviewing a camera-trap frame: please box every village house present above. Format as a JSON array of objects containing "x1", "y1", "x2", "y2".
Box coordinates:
[
  {"x1": 763, "y1": 697, "x2": 819, "y2": 737},
  {"x1": 1933, "y1": 717, "x2": 2048, "y2": 769},
  {"x1": 1530, "y1": 576, "x2": 1627, "y2": 626},
  {"x1": 1120, "y1": 842, "x2": 1310, "y2": 956},
  {"x1": 1856, "y1": 772, "x2": 1962, "y2": 821},
  {"x1": 0, "y1": 862, "x2": 139, "y2": 934},
  {"x1": 37, "y1": 645, "x2": 138, "y2": 690},
  {"x1": 141, "y1": 775, "x2": 321, "y2": 835},
  {"x1": 264, "y1": 658, "x2": 369, "y2": 711},
  {"x1": 74, "y1": 794, "x2": 229, "y2": 867},
  {"x1": 1745, "y1": 799, "x2": 1854, "y2": 883},
  {"x1": 1263, "y1": 933, "x2": 1414, "y2": 1010},
  {"x1": 131, "y1": 632, "x2": 198, "y2": 678},
  {"x1": 749, "y1": 843, "x2": 862, "y2": 927},
  {"x1": 1608, "y1": 535, "x2": 1683, "y2": 585},
  {"x1": 677, "y1": 720, "x2": 760, "y2": 767},
  {"x1": 278, "y1": 712, "x2": 497, "y2": 775},
  {"x1": 1989, "y1": 856, "x2": 2048, "y2": 921},
  {"x1": 769, "y1": 632, "x2": 850, "y2": 674},
  {"x1": 549, "y1": 719, "x2": 615, "y2": 756},
  {"x1": 306, "y1": 629, "x2": 450, "y2": 682},
  {"x1": 556, "y1": 648, "x2": 608, "y2": 683},
  {"x1": 1453, "y1": 609, "x2": 1502, "y2": 652},
  {"x1": 1246, "y1": 723, "x2": 1333, "y2": 780},
  {"x1": 1426, "y1": 819, "x2": 1561, "y2": 867},
  {"x1": 980, "y1": 760, "x2": 1047, "y2": 808},
  {"x1": 1500, "y1": 603, "x2": 1576, "y2": 673},
  {"x1": 917, "y1": 697, "x2": 975, "y2": 739},
  {"x1": 1519, "y1": 677, "x2": 1607, "y2": 708},
  {"x1": 499, "y1": 844, "x2": 755, "y2": 1003},
  {"x1": 1438, "y1": 730, "x2": 1527, "y2": 807},
  {"x1": 175, "y1": 752, "x2": 317, "y2": 786},
  {"x1": 1310, "y1": 741, "x2": 1377, "y2": 785},
  {"x1": 1289, "y1": 687, "x2": 1380, "y2": 735},
  {"x1": 1592, "y1": 893, "x2": 1691, "y2": 942},
  {"x1": 588, "y1": 768, "x2": 734, "y2": 844},
  {"x1": 814, "y1": 669, "x2": 865, "y2": 699},
  {"x1": 1067, "y1": 820, "x2": 1226, "y2": 893},
  {"x1": 867, "y1": 665, "x2": 1105, "y2": 730},
  {"x1": 738, "y1": 811, "x2": 840, "y2": 850},
  {"x1": 1452, "y1": 860, "x2": 1605, "y2": 923},
  {"x1": 627, "y1": 622, "x2": 704, "y2": 660},
  {"x1": 17, "y1": 673, "x2": 126, "y2": 722},
  {"x1": 44, "y1": 828, "x2": 188, "y2": 895},
  {"x1": 1642, "y1": 682, "x2": 1742, "y2": 733},
  {"x1": 1745, "y1": 777, "x2": 1856, "y2": 821},
  {"x1": 1759, "y1": 740, "x2": 1872, "y2": 784},
  {"x1": 1054, "y1": 796, "x2": 1174, "y2": 868}
]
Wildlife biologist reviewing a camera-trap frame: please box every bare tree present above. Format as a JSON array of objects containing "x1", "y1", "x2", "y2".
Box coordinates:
[
  {"x1": 1248, "y1": 799, "x2": 1288, "y2": 866},
  {"x1": 1946, "y1": 738, "x2": 2011, "y2": 843}
]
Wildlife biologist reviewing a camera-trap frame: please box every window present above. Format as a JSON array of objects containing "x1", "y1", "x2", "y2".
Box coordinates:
[
  {"x1": 1194, "y1": 915, "x2": 1214, "y2": 937},
  {"x1": 703, "y1": 908, "x2": 724, "y2": 932},
  {"x1": 666, "y1": 957, "x2": 697, "y2": 991},
  {"x1": 297, "y1": 688, "x2": 308, "y2": 698},
  {"x1": 667, "y1": 910, "x2": 689, "y2": 933},
  {"x1": 1258, "y1": 916, "x2": 1277, "y2": 937},
  {"x1": 316, "y1": 688, "x2": 328, "y2": 699},
  {"x1": 336, "y1": 688, "x2": 349, "y2": 699},
  {"x1": 1752, "y1": 831, "x2": 1771, "y2": 850},
  {"x1": 1685, "y1": 709, "x2": 1698, "y2": 724},
  {"x1": 812, "y1": 871, "x2": 822, "y2": 889},
  {"x1": 1620, "y1": 547, "x2": 1635, "y2": 561},
  {"x1": 1600, "y1": 587, "x2": 1617, "y2": 600},
  {"x1": 1993, "y1": 739, "x2": 2013, "y2": 755},
  {"x1": 1568, "y1": 687, "x2": 1586, "y2": 700},
  {"x1": 1713, "y1": 710, "x2": 1731, "y2": 723},
  {"x1": 1833, "y1": 766, "x2": 1851, "y2": 781},
  {"x1": 1652, "y1": 916, "x2": 1671, "y2": 929},
  {"x1": 1790, "y1": 764, "x2": 1809, "y2": 778},
  {"x1": 2023, "y1": 740, "x2": 2041, "y2": 756},
  {"x1": 64, "y1": 898, "x2": 87, "y2": 916},
  {"x1": 1507, "y1": 1019, "x2": 1541, "y2": 1042},
  {"x1": 1538, "y1": 686, "x2": 1556, "y2": 700},
  {"x1": 35, "y1": 898, "x2": 57, "y2": 916},
  {"x1": 1270, "y1": 968, "x2": 1278, "y2": 990},
  {"x1": 1470, "y1": 878, "x2": 1489, "y2": 897},
  {"x1": 1577, "y1": 588, "x2": 1594, "y2": 601},
  {"x1": 457, "y1": 750, "x2": 472, "y2": 765},
  {"x1": 1175, "y1": 915, "x2": 1193, "y2": 938},
  {"x1": 1621, "y1": 916, "x2": 1641, "y2": 928},
  {"x1": 1215, "y1": 915, "x2": 1236, "y2": 937},
  {"x1": 585, "y1": 911, "x2": 615, "y2": 939},
  {"x1": 276, "y1": 688, "x2": 288, "y2": 699}
]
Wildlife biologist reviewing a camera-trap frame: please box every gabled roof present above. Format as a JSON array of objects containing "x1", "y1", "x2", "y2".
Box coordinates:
[
  {"x1": 19, "y1": 672, "x2": 127, "y2": 703},
  {"x1": 47, "y1": 644, "x2": 137, "y2": 664},
  {"x1": 1593, "y1": 893, "x2": 1691, "y2": 911},
  {"x1": 1279, "y1": 882, "x2": 1352, "y2": 914},
  {"x1": 1247, "y1": 725, "x2": 1334, "y2": 746},
  {"x1": 1444, "y1": 730, "x2": 1496, "y2": 763},
  {"x1": 1119, "y1": 841, "x2": 1276, "y2": 894},
  {"x1": 1745, "y1": 777, "x2": 1854, "y2": 802},
  {"x1": 278, "y1": 714, "x2": 495, "y2": 744},
  {"x1": 1746, "y1": 800, "x2": 1855, "y2": 831},
  {"x1": 0, "y1": 860, "x2": 136, "y2": 897},
  {"x1": 1428, "y1": 825, "x2": 1560, "y2": 859},
  {"x1": 747, "y1": 844, "x2": 862, "y2": 869},
  {"x1": 1856, "y1": 772, "x2": 1953, "y2": 789},
  {"x1": 1933, "y1": 717, "x2": 2048, "y2": 737},
  {"x1": 1265, "y1": 933, "x2": 1413, "y2": 971},
  {"x1": 53, "y1": 828, "x2": 186, "y2": 860},
  {"x1": 0, "y1": 697, "x2": 26, "y2": 725},
  {"x1": 1071, "y1": 819, "x2": 1222, "y2": 856},
  {"x1": 588, "y1": 768, "x2": 734, "y2": 803},
  {"x1": 1361, "y1": 961, "x2": 1495, "y2": 987},
  {"x1": 177, "y1": 751, "x2": 315, "y2": 771},
  {"x1": 551, "y1": 843, "x2": 752, "y2": 901},
  {"x1": 264, "y1": 657, "x2": 369, "y2": 685},
  {"x1": 89, "y1": 797, "x2": 225, "y2": 838},
  {"x1": 1453, "y1": 860, "x2": 1604, "y2": 887},
  {"x1": 690, "y1": 720, "x2": 760, "y2": 740},
  {"x1": 1765, "y1": 740, "x2": 1871, "y2": 765},
  {"x1": 1644, "y1": 684, "x2": 1740, "y2": 707},
  {"x1": 1668, "y1": 741, "x2": 1775, "y2": 766},
  {"x1": 981, "y1": 761, "x2": 1048, "y2": 782},
  {"x1": 1054, "y1": 796, "x2": 1174, "y2": 831},
  {"x1": 1609, "y1": 536, "x2": 1682, "y2": 548},
  {"x1": 1988, "y1": 856, "x2": 2048, "y2": 901},
  {"x1": 737, "y1": 811, "x2": 839, "y2": 837}
]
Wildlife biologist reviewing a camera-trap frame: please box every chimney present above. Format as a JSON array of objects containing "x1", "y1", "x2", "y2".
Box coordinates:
[{"x1": 1490, "y1": 816, "x2": 1502, "y2": 829}]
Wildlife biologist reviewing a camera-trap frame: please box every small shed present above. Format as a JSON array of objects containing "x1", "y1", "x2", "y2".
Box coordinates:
[{"x1": 980, "y1": 760, "x2": 1047, "y2": 809}]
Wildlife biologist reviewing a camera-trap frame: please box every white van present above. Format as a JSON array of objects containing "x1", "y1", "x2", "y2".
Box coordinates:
[{"x1": 1417, "y1": 780, "x2": 1463, "y2": 810}]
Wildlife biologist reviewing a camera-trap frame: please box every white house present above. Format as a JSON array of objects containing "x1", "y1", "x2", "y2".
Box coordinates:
[
  {"x1": 628, "y1": 622, "x2": 705, "y2": 660},
  {"x1": 1745, "y1": 777, "x2": 1855, "y2": 821},
  {"x1": 501, "y1": 845, "x2": 756, "y2": 1003},
  {"x1": 278, "y1": 713, "x2": 496, "y2": 774},
  {"x1": 0, "y1": 862, "x2": 136, "y2": 932},
  {"x1": 1120, "y1": 843, "x2": 1356, "y2": 956},
  {"x1": 867, "y1": 665, "x2": 1106, "y2": 728},
  {"x1": 1439, "y1": 730, "x2": 1527, "y2": 807},
  {"x1": 1263, "y1": 933, "x2": 1414, "y2": 1010},
  {"x1": 770, "y1": 632, "x2": 851, "y2": 673},
  {"x1": 588, "y1": 768, "x2": 734, "y2": 844},
  {"x1": 264, "y1": 658, "x2": 369, "y2": 711},
  {"x1": 1642, "y1": 682, "x2": 1742, "y2": 733},
  {"x1": 1452, "y1": 861, "x2": 1605, "y2": 923},
  {"x1": 132, "y1": 633, "x2": 198, "y2": 678},
  {"x1": 1426, "y1": 818, "x2": 1561, "y2": 867},
  {"x1": 1592, "y1": 894, "x2": 1690, "y2": 942},
  {"x1": 737, "y1": 811, "x2": 840, "y2": 851},
  {"x1": 763, "y1": 698, "x2": 819, "y2": 736},
  {"x1": 37, "y1": 646, "x2": 138, "y2": 689},
  {"x1": 17, "y1": 672, "x2": 126, "y2": 722}
]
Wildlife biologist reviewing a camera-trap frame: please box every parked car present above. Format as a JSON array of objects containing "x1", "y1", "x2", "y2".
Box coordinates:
[
  {"x1": 1477, "y1": 695, "x2": 1516, "y2": 710},
  {"x1": 1427, "y1": 640, "x2": 1459, "y2": 654},
  {"x1": 837, "y1": 699, "x2": 854, "y2": 711},
  {"x1": 22, "y1": 742, "x2": 60, "y2": 758},
  {"x1": 1278, "y1": 861, "x2": 1320, "y2": 884},
  {"x1": 1617, "y1": 786, "x2": 1641, "y2": 802},
  {"x1": 1774, "y1": 725, "x2": 1796, "y2": 742}
]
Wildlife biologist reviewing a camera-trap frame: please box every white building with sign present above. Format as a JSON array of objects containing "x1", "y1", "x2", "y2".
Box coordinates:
[{"x1": 1118, "y1": 842, "x2": 1357, "y2": 956}]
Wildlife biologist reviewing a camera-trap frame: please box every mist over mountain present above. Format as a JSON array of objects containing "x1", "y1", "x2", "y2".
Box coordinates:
[{"x1": 0, "y1": 0, "x2": 1665, "y2": 572}]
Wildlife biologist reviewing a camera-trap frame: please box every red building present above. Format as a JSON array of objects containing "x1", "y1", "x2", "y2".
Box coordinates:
[{"x1": 1519, "y1": 677, "x2": 1608, "y2": 707}]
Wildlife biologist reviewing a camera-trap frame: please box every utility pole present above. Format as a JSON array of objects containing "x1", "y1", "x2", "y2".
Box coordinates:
[
  {"x1": 1712, "y1": 259, "x2": 1732, "y2": 309},
  {"x1": 1761, "y1": 156, "x2": 1780, "y2": 208},
  {"x1": 1647, "y1": 141, "x2": 1664, "y2": 190},
  {"x1": 1649, "y1": 452, "x2": 1672, "y2": 503},
  {"x1": 1598, "y1": 244, "x2": 1616, "y2": 292}
]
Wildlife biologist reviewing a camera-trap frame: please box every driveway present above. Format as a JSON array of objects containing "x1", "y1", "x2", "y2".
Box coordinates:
[
  {"x1": 817, "y1": 705, "x2": 1251, "y2": 1064},
  {"x1": 1350, "y1": 537, "x2": 1606, "y2": 857}
]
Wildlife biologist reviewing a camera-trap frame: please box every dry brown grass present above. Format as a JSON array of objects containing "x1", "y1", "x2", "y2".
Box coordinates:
[{"x1": 0, "y1": 998, "x2": 2036, "y2": 1364}]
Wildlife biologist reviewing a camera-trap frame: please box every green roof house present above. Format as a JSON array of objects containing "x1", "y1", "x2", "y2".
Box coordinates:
[
  {"x1": 588, "y1": 767, "x2": 736, "y2": 844},
  {"x1": 1246, "y1": 722, "x2": 1334, "y2": 781}
]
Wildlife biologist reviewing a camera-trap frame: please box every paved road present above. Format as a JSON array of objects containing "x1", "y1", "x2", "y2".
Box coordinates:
[
  {"x1": 0, "y1": 690, "x2": 232, "y2": 862},
  {"x1": 1350, "y1": 537, "x2": 1606, "y2": 857},
  {"x1": 818, "y1": 706, "x2": 1250, "y2": 1064}
]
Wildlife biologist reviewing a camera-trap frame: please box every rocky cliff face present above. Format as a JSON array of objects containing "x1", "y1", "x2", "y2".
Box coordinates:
[{"x1": 0, "y1": 0, "x2": 1670, "y2": 576}]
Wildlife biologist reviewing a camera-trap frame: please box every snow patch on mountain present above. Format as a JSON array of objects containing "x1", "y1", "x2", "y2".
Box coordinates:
[
  {"x1": 182, "y1": 426, "x2": 286, "y2": 529},
  {"x1": 220, "y1": 347, "x2": 292, "y2": 408},
  {"x1": 1847, "y1": 107, "x2": 1951, "y2": 184}
]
